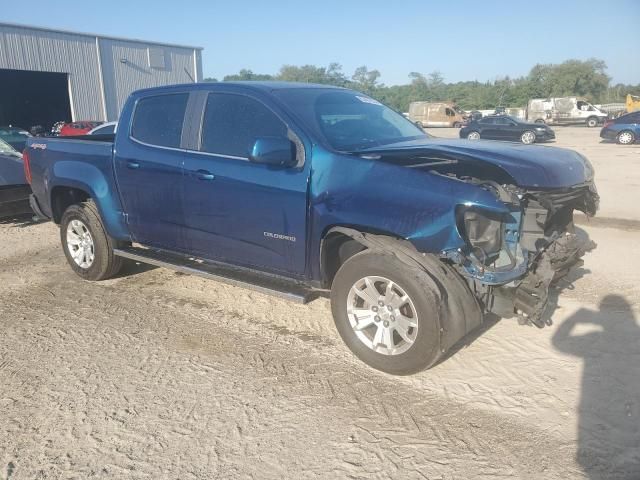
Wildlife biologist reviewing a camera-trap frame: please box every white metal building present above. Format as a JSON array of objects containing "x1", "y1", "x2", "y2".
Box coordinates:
[{"x1": 0, "y1": 22, "x2": 203, "y2": 129}]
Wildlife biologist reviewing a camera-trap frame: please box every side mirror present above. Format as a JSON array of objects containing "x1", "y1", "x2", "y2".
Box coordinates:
[{"x1": 249, "y1": 137, "x2": 296, "y2": 167}]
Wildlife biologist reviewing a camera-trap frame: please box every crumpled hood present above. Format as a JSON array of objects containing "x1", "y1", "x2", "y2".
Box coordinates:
[{"x1": 360, "y1": 138, "x2": 595, "y2": 188}]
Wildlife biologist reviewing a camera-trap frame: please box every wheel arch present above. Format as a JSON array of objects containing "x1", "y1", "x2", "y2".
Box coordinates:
[
  {"x1": 47, "y1": 165, "x2": 130, "y2": 240},
  {"x1": 50, "y1": 185, "x2": 91, "y2": 223},
  {"x1": 320, "y1": 226, "x2": 483, "y2": 353}
]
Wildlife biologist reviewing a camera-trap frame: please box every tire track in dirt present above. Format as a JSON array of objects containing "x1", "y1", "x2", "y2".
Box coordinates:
[
  {"x1": 2, "y1": 221, "x2": 638, "y2": 479},
  {"x1": 0, "y1": 256, "x2": 589, "y2": 479}
]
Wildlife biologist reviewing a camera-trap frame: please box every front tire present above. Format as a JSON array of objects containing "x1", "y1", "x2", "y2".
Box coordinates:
[
  {"x1": 60, "y1": 201, "x2": 123, "y2": 280},
  {"x1": 453, "y1": 122, "x2": 462, "y2": 128},
  {"x1": 521, "y1": 130, "x2": 536, "y2": 144},
  {"x1": 616, "y1": 130, "x2": 636, "y2": 145},
  {"x1": 467, "y1": 131, "x2": 481, "y2": 140},
  {"x1": 586, "y1": 117, "x2": 599, "y2": 128},
  {"x1": 330, "y1": 250, "x2": 443, "y2": 375}
]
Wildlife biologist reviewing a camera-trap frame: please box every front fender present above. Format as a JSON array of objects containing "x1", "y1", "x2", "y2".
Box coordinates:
[{"x1": 308, "y1": 149, "x2": 508, "y2": 280}]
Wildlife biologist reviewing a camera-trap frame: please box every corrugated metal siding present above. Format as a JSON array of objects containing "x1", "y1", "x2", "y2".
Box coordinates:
[
  {"x1": 0, "y1": 24, "x2": 104, "y2": 121},
  {"x1": 99, "y1": 39, "x2": 199, "y2": 120},
  {"x1": 0, "y1": 23, "x2": 202, "y2": 122}
]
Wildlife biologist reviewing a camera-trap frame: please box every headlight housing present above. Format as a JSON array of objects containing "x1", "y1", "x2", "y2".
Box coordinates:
[{"x1": 459, "y1": 208, "x2": 505, "y2": 261}]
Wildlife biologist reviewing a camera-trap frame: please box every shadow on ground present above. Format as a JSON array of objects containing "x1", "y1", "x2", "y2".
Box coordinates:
[{"x1": 552, "y1": 295, "x2": 640, "y2": 479}]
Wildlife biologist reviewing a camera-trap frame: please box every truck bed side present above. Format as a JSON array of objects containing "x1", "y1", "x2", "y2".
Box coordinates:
[{"x1": 27, "y1": 136, "x2": 130, "y2": 240}]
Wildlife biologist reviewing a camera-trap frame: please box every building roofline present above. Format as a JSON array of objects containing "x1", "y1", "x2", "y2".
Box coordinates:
[{"x1": 0, "y1": 21, "x2": 203, "y2": 51}]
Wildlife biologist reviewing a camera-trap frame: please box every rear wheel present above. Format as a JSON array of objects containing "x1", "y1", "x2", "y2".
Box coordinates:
[
  {"x1": 60, "y1": 200, "x2": 123, "y2": 280},
  {"x1": 521, "y1": 130, "x2": 536, "y2": 144},
  {"x1": 586, "y1": 117, "x2": 599, "y2": 128},
  {"x1": 616, "y1": 130, "x2": 636, "y2": 145},
  {"x1": 467, "y1": 131, "x2": 481, "y2": 140},
  {"x1": 330, "y1": 250, "x2": 443, "y2": 375}
]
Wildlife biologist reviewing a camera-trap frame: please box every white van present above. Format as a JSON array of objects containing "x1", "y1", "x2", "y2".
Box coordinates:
[{"x1": 526, "y1": 97, "x2": 608, "y2": 127}]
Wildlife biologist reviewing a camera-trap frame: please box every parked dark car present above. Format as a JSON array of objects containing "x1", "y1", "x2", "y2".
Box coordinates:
[
  {"x1": 0, "y1": 126, "x2": 32, "y2": 151},
  {"x1": 460, "y1": 115, "x2": 556, "y2": 144},
  {"x1": 600, "y1": 111, "x2": 640, "y2": 145},
  {"x1": 0, "y1": 138, "x2": 31, "y2": 218}
]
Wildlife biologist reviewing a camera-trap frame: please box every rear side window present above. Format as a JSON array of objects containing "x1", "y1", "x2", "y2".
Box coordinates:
[
  {"x1": 201, "y1": 93, "x2": 287, "y2": 158},
  {"x1": 131, "y1": 93, "x2": 189, "y2": 148},
  {"x1": 479, "y1": 117, "x2": 495, "y2": 124}
]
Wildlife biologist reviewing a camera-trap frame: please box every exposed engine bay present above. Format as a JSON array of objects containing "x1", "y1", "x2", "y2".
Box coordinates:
[{"x1": 373, "y1": 150, "x2": 600, "y2": 328}]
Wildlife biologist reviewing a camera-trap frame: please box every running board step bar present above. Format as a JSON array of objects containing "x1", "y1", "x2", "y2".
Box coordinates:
[{"x1": 114, "y1": 246, "x2": 316, "y2": 304}]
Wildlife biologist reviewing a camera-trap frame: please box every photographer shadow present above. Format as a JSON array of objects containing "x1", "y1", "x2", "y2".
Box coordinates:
[{"x1": 551, "y1": 294, "x2": 640, "y2": 479}]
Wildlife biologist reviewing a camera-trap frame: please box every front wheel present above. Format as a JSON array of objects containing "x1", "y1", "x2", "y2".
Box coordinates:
[
  {"x1": 467, "y1": 131, "x2": 481, "y2": 140},
  {"x1": 60, "y1": 200, "x2": 124, "y2": 280},
  {"x1": 453, "y1": 122, "x2": 462, "y2": 128},
  {"x1": 586, "y1": 117, "x2": 599, "y2": 128},
  {"x1": 616, "y1": 130, "x2": 636, "y2": 145},
  {"x1": 330, "y1": 251, "x2": 443, "y2": 375},
  {"x1": 521, "y1": 130, "x2": 536, "y2": 144}
]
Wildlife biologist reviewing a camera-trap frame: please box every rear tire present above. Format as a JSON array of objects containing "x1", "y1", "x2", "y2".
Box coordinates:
[
  {"x1": 60, "y1": 200, "x2": 124, "y2": 280},
  {"x1": 330, "y1": 250, "x2": 444, "y2": 375},
  {"x1": 616, "y1": 130, "x2": 636, "y2": 145}
]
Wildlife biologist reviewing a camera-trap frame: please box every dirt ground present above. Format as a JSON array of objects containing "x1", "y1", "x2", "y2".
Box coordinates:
[{"x1": 1, "y1": 128, "x2": 639, "y2": 479}]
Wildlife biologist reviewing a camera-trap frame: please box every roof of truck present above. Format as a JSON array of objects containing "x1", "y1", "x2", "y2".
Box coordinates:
[{"x1": 132, "y1": 81, "x2": 346, "y2": 97}]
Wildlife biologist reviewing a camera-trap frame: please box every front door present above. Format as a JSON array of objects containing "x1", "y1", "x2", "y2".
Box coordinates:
[
  {"x1": 182, "y1": 92, "x2": 309, "y2": 276},
  {"x1": 114, "y1": 92, "x2": 189, "y2": 250}
]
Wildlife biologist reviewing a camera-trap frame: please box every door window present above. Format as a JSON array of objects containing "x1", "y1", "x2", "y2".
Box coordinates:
[
  {"x1": 200, "y1": 93, "x2": 288, "y2": 158},
  {"x1": 131, "y1": 93, "x2": 189, "y2": 148}
]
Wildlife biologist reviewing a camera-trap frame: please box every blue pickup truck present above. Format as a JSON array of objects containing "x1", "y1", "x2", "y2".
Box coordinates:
[{"x1": 26, "y1": 82, "x2": 599, "y2": 374}]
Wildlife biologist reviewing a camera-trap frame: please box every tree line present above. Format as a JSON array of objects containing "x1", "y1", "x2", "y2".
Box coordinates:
[{"x1": 204, "y1": 59, "x2": 639, "y2": 112}]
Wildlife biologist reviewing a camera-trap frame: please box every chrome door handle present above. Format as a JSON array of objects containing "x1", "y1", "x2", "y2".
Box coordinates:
[
  {"x1": 196, "y1": 169, "x2": 215, "y2": 181},
  {"x1": 126, "y1": 161, "x2": 140, "y2": 169}
]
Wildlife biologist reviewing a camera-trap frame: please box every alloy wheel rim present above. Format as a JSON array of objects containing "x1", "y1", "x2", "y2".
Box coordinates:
[
  {"x1": 346, "y1": 276, "x2": 418, "y2": 355},
  {"x1": 66, "y1": 219, "x2": 95, "y2": 269},
  {"x1": 619, "y1": 132, "x2": 633, "y2": 144},
  {"x1": 468, "y1": 132, "x2": 480, "y2": 140},
  {"x1": 522, "y1": 132, "x2": 535, "y2": 144}
]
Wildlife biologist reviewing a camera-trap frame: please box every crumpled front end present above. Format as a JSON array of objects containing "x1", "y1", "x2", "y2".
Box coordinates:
[{"x1": 443, "y1": 181, "x2": 599, "y2": 327}]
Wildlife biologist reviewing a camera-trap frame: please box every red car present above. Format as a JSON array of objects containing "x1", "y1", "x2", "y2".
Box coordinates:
[{"x1": 59, "y1": 121, "x2": 103, "y2": 136}]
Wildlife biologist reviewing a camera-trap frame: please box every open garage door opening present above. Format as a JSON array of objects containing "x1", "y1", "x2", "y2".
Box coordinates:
[{"x1": 0, "y1": 69, "x2": 72, "y2": 133}]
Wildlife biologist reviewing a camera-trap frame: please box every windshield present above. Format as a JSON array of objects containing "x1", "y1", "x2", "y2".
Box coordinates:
[
  {"x1": 0, "y1": 138, "x2": 20, "y2": 155},
  {"x1": 273, "y1": 88, "x2": 428, "y2": 151}
]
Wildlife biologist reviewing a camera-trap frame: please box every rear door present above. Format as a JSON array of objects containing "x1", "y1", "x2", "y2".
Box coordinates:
[
  {"x1": 181, "y1": 91, "x2": 309, "y2": 275},
  {"x1": 477, "y1": 117, "x2": 498, "y2": 138},
  {"x1": 114, "y1": 92, "x2": 189, "y2": 250}
]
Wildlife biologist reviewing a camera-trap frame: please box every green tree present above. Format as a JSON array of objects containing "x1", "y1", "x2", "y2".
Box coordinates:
[
  {"x1": 223, "y1": 69, "x2": 273, "y2": 81},
  {"x1": 352, "y1": 66, "x2": 382, "y2": 93}
]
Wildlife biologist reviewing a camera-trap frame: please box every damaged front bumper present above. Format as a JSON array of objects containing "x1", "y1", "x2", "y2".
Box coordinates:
[
  {"x1": 506, "y1": 232, "x2": 595, "y2": 327},
  {"x1": 445, "y1": 231, "x2": 596, "y2": 328}
]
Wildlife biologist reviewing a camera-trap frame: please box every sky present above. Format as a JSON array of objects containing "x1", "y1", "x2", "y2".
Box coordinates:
[{"x1": 2, "y1": 0, "x2": 639, "y2": 86}]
